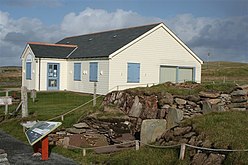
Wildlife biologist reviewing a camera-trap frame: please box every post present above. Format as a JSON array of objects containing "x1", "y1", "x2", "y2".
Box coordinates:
[
  {"x1": 41, "y1": 136, "x2": 49, "y2": 160},
  {"x1": 61, "y1": 115, "x2": 64, "y2": 121},
  {"x1": 135, "y1": 140, "x2": 139, "y2": 151},
  {"x1": 83, "y1": 148, "x2": 86, "y2": 156},
  {"x1": 223, "y1": 76, "x2": 226, "y2": 83},
  {"x1": 179, "y1": 143, "x2": 186, "y2": 160},
  {"x1": 5, "y1": 90, "x2": 8, "y2": 116},
  {"x1": 93, "y1": 82, "x2": 96, "y2": 107},
  {"x1": 30, "y1": 89, "x2": 36, "y2": 102},
  {"x1": 21, "y1": 86, "x2": 28, "y2": 118}
]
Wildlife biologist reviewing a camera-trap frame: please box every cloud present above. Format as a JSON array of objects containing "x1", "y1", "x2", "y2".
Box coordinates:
[
  {"x1": 167, "y1": 14, "x2": 248, "y2": 62},
  {"x1": 61, "y1": 8, "x2": 162, "y2": 36},
  {"x1": 0, "y1": 8, "x2": 247, "y2": 66}
]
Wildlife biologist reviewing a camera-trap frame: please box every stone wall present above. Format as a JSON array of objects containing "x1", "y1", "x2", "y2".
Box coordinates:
[{"x1": 103, "y1": 84, "x2": 248, "y2": 131}]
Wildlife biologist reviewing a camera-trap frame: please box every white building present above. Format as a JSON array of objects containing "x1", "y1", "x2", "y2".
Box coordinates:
[{"x1": 21, "y1": 23, "x2": 203, "y2": 95}]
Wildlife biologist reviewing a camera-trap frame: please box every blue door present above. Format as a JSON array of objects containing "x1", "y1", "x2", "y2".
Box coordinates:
[{"x1": 47, "y1": 63, "x2": 60, "y2": 90}]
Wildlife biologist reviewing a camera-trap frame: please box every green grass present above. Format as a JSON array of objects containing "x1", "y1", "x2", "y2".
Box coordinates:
[
  {"x1": 202, "y1": 61, "x2": 248, "y2": 84},
  {"x1": 183, "y1": 111, "x2": 248, "y2": 164},
  {"x1": 0, "y1": 91, "x2": 103, "y2": 141}
]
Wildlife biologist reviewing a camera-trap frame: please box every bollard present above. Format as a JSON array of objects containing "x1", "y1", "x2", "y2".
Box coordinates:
[
  {"x1": 135, "y1": 140, "x2": 139, "y2": 151},
  {"x1": 179, "y1": 143, "x2": 186, "y2": 160}
]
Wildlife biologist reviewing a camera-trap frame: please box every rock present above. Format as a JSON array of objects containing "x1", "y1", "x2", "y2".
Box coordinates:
[
  {"x1": 189, "y1": 136, "x2": 197, "y2": 145},
  {"x1": 162, "y1": 104, "x2": 170, "y2": 109},
  {"x1": 184, "y1": 132, "x2": 196, "y2": 138},
  {"x1": 231, "y1": 108, "x2": 246, "y2": 111},
  {"x1": 173, "y1": 126, "x2": 192, "y2": 136},
  {"x1": 115, "y1": 133, "x2": 135, "y2": 142},
  {"x1": 73, "y1": 122, "x2": 90, "y2": 129},
  {"x1": 202, "y1": 139, "x2": 212, "y2": 148},
  {"x1": 231, "y1": 90, "x2": 247, "y2": 96},
  {"x1": 204, "y1": 153, "x2": 225, "y2": 165},
  {"x1": 228, "y1": 102, "x2": 248, "y2": 108},
  {"x1": 158, "y1": 92, "x2": 173, "y2": 107},
  {"x1": 157, "y1": 109, "x2": 166, "y2": 119},
  {"x1": 187, "y1": 101, "x2": 197, "y2": 107},
  {"x1": 175, "y1": 98, "x2": 187, "y2": 105},
  {"x1": 231, "y1": 96, "x2": 247, "y2": 103},
  {"x1": 187, "y1": 95, "x2": 201, "y2": 102},
  {"x1": 0, "y1": 149, "x2": 5, "y2": 154},
  {"x1": 202, "y1": 101, "x2": 212, "y2": 114},
  {"x1": 66, "y1": 128, "x2": 86, "y2": 134},
  {"x1": 62, "y1": 137, "x2": 70, "y2": 148},
  {"x1": 191, "y1": 153, "x2": 208, "y2": 165},
  {"x1": 199, "y1": 91, "x2": 220, "y2": 99},
  {"x1": 141, "y1": 95, "x2": 158, "y2": 119},
  {"x1": 129, "y1": 96, "x2": 143, "y2": 118},
  {"x1": 69, "y1": 133, "x2": 108, "y2": 147},
  {"x1": 140, "y1": 119, "x2": 167, "y2": 144},
  {"x1": 166, "y1": 108, "x2": 184, "y2": 129},
  {"x1": 208, "y1": 99, "x2": 221, "y2": 105},
  {"x1": 163, "y1": 131, "x2": 174, "y2": 142}
]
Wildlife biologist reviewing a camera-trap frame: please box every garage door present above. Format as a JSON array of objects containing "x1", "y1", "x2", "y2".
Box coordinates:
[
  {"x1": 160, "y1": 66, "x2": 177, "y2": 83},
  {"x1": 178, "y1": 68, "x2": 193, "y2": 83}
]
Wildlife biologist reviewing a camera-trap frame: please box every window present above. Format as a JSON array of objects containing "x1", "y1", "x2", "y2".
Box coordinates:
[
  {"x1": 26, "y1": 62, "x2": 31, "y2": 80},
  {"x1": 127, "y1": 63, "x2": 140, "y2": 83},
  {"x1": 74, "y1": 63, "x2": 81, "y2": 81},
  {"x1": 89, "y1": 62, "x2": 98, "y2": 82}
]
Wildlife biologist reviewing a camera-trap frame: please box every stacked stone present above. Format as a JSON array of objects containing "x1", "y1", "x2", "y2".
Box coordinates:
[
  {"x1": 157, "y1": 125, "x2": 225, "y2": 165},
  {"x1": 0, "y1": 149, "x2": 9, "y2": 165}
]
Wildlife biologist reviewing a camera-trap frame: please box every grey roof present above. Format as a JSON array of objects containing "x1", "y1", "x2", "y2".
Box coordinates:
[
  {"x1": 29, "y1": 43, "x2": 76, "y2": 58},
  {"x1": 57, "y1": 23, "x2": 160, "y2": 58}
]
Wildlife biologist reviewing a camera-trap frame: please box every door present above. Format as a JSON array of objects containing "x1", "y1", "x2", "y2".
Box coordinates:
[
  {"x1": 159, "y1": 66, "x2": 177, "y2": 83},
  {"x1": 47, "y1": 63, "x2": 60, "y2": 90},
  {"x1": 178, "y1": 67, "x2": 193, "y2": 83}
]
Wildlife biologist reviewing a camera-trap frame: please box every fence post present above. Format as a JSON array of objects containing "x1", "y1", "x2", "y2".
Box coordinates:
[
  {"x1": 21, "y1": 86, "x2": 28, "y2": 118},
  {"x1": 93, "y1": 82, "x2": 96, "y2": 107},
  {"x1": 5, "y1": 90, "x2": 9, "y2": 116},
  {"x1": 83, "y1": 148, "x2": 86, "y2": 156},
  {"x1": 135, "y1": 140, "x2": 140, "y2": 151},
  {"x1": 179, "y1": 143, "x2": 186, "y2": 160},
  {"x1": 61, "y1": 115, "x2": 64, "y2": 121}
]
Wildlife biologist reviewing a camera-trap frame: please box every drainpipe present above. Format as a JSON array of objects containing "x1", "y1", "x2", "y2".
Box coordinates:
[{"x1": 38, "y1": 58, "x2": 41, "y2": 91}]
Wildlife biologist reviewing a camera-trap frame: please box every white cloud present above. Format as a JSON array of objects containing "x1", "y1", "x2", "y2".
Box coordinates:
[{"x1": 61, "y1": 8, "x2": 162, "y2": 36}]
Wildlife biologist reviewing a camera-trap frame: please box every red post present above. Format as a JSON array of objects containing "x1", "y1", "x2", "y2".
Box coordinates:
[{"x1": 41, "y1": 136, "x2": 49, "y2": 160}]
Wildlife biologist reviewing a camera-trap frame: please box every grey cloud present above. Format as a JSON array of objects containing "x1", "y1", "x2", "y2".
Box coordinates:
[{"x1": 0, "y1": 0, "x2": 62, "y2": 7}]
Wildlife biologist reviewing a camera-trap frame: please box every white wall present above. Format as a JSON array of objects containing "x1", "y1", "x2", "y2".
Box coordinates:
[
  {"x1": 109, "y1": 26, "x2": 201, "y2": 92},
  {"x1": 21, "y1": 46, "x2": 36, "y2": 90},
  {"x1": 67, "y1": 59, "x2": 109, "y2": 95}
]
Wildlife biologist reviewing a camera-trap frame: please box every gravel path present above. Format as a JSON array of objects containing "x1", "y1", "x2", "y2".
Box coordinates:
[{"x1": 0, "y1": 130, "x2": 78, "y2": 165}]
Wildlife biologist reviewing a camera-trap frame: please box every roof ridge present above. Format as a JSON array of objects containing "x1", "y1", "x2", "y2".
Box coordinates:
[
  {"x1": 62, "y1": 22, "x2": 162, "y2": 40},
  {"x1": 28, "y1": 42, "x2": 77, "y2": 48}
]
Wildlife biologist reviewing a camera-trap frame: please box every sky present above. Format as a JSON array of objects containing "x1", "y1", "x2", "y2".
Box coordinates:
[{"x1": 0, "y1": 0, "x2": 247, "y2": 66}]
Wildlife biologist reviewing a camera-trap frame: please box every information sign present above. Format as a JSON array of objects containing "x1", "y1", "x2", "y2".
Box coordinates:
[{"x1": 25, "y1": 121, "x2": 61, "y2": 146}]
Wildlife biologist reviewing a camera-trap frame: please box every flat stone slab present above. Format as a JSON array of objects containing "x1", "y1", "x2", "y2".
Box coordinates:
[
  {"x1": 140, "y1": 119, "x2": 167, "y2": 145},
  {"x1": 0, "y1": 130, "x2": 78, "y2": 165},
  {"x1": 73, "y1": 122, "x2": 89, "y2": 129}
]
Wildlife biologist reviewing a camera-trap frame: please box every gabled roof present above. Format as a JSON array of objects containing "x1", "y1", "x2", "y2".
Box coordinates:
[
  {"x1": 56, "y1": 23, "x2": 160, "y2": 58},
  {"x1": 28, "y1": 42, "x2": 77, "y2": 59}
]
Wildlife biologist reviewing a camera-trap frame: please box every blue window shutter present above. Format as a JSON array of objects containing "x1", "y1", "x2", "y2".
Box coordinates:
[
  {"x1": 26, "y1": 62, "x2": 31, "y2": 80},
  {"x1": 74, "y1": 63, "x2": 81, "y2": 81},
  {"x1": 127, "y1": 63, "x2": 140, "y2": 83},
  {"x1": 90, "y1": 62, "x2": 98, "y2": 82}
]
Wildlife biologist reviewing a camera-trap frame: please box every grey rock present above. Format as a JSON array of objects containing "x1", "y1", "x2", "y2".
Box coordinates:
[
  {"x1": 199, "y1": 91, "x2": 220, "y2": 98},
  {"x1": 166, "y1": 108, "x2": 184, "y2": 129},
  {"x1": 158, "y1": 92, "x2": 173, "y2": 106},
  {"x1": 0, "y1": 149, "x2": 5, "y2": 154},
  {"x1": 184, "y1": 132, "x2": 196, "y2": 138},
  {"x1": 73, "y1": 122, "x2": 89, "y2": 129},
  {"x1": 231, "y1": 96, "x2": 247, "y2": 103},
  {"x1": 202, "y1": 101, "x2": 212, "y2": 114},
  {"x1": 129, "y1": 96, "x2": 143, "y2": 118},
  {"x1": 208, "y1": 99, "x2": 221, "y2": 105},
  {"x1": 162, "y1": 104, "x2": 170, "y2": 109},
  {"x1": 204, "y1": 153, "x2": 225, "y2": 165},
  {"x1": 231, "y1": 90, "x2": 247, "y2": 96},
  {"x1": 157, "y1": 109, "x2": 166, "y2": 119},
  {"x1": 140, "y1": 119, "x2": 167, "y2": 144},
  {"x1": 187, "y1": 101, "x2": 197, "y2": 107},
  {"x1": 191, "y1": 153, "x2": 208, "y2": 165},
  {"x1": 66, "y1": 128, "x2": 86, "y2": 134},
  {"x1": 231, "y1": 108, "x2": 246, "y2": 111},
  {"x1": 173, "y1": 126, "x2": 192, "y2": 136},
  {"x1": 187, "y1": 95, "x2": 201, "y2": 102},
  {"x1": 175, "y1": 98, "x2": 187, "y2": 105}
]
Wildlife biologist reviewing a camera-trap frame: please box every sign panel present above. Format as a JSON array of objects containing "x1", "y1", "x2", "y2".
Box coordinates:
[
  {"x1": 25, "y1": 121, "x2": 62, "y2": 146},
  {"x1": 0, "y1": 97, "x2": 12, "y2": 105}
]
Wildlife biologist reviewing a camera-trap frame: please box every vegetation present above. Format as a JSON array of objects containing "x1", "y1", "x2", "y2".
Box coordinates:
[
  {"x1": 202, "y1": 61, "x2": 248, "y2": 84},
  {"x1": 0, "y1": 66, "x2": 22, "y2": 88}
]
